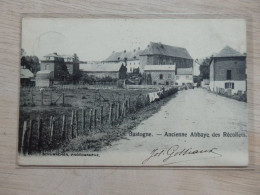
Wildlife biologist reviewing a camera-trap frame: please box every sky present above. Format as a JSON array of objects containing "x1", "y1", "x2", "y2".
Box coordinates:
[{"x1": 22, "y1": 18, "x2": 246, "y2": 61}]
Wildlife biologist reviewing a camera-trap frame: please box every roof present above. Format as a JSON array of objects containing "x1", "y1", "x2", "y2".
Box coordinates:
[
  {"x1": 176, "y1": 67, "x2": 193, "y2": 75},
  {"x1": 61, "y1": 55, "x2": 74, "y2": 58},
  {"x1": 213, "y1": 46, "x2": 245, "y2": 58},
  {"x1": 103, "y1": 49, "x2": 143, "y2": 62},
  {"x1": 20, "y1": 68, "x2": 34, "y2": 79},
  {"x1": 43, "y1": 53, "x2": 64, "y2": 58},
  {"x1": 36, "y1": 70, "x2": 53, "y2": 79},
  {"x1": 80, "y1": 63, "x2": 124, "y2": 72},
  {"x1": 144, "y1": 65, "x2": 176, "y2": 71},
  {"x1": 140, "y1": 42, "x2": 193, "y2": 60}
]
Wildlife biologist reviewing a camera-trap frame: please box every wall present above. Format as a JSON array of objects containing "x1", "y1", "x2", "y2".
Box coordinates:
[
  {"x1": 214, "y1": 57, "x2": 246, "y2": 81},
  {"x1": 144, "y1": 70, "x2": 175, "y2": 85},
  {"x1": 127, "y1": 60, "x2": 140, "y2": 73},
  {"x1": 139, "y1": 55, "x2": 193, "y2": 73},
  {"x1": 210, "y1": 80, "x2": 246, "y2": 95},
  {"x1": 82, "y1": 71, "x2": 119, "y2": 79},
  {"x1": 175, "y1": 74, "x2": 193, "y2": 85}
]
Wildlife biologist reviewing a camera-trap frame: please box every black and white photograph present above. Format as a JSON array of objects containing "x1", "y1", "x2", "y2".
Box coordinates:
[{"x1": 18, "y1": 18, "x2": 247, "y2": 166}]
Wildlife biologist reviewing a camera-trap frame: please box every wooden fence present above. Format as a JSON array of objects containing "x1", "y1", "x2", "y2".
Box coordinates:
[{"x1": 19, "y1": 87, "x2": 178, "y2": 155}]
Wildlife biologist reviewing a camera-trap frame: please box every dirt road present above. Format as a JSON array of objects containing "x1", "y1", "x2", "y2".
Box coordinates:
[{"x1": 98, "y1": 88, "x2": 248, "y2": 166}]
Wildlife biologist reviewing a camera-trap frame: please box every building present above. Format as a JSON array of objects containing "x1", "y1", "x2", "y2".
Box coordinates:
[
  {"x1": 143, "y1": 65, "x2": 176, "y2": 85},
  {"x1": 209, "y1": 46, "x2": 246, "y2": 95},
  {"x1": 80, "y1": 63, "x2": 127, "y2": 79},
  {"x1": 62, "y1": 54, "x2": 80, "y2": 77},
  {"x1": 20, "y1": 68, "x2": 34, "y2": 87},
  {"x1": 40, "y1": 53, "x2": 68, "y2": 81},
  {"x1": 103, "y1": 48, "x2": 143, "y2": 73},
  {"x1": 139, "y1": 42, "x2": 193, "y2": 73},
  {"x1": 35, "y1": 70, "x2": 54, "y2": 87},
  {"x1": 175, "y1": 67, "x2": 193, "y2": 85}
]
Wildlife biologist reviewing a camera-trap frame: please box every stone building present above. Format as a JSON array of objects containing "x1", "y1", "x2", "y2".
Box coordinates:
[
  {"x1": 40, "y1": 53, "x2": 68, "y2": 81},
  {"x1": 175, "y1": 67, "x2": 193, "y2": 86},
  {"x1": 139, "y1": 42, "x2": 193, "y2": 73},
  {"x1": 103, "y1": 48, "x2": 143, "y2": 73},
  {"x1": 80, "y1": 63, "x2": 127, "y2": 79},
  {"x1": 143, "y1": 65, "x2": 176, "y2": 85},
  {"x1": 209, "y1": 46, "x2": 246, "y2": 95}
]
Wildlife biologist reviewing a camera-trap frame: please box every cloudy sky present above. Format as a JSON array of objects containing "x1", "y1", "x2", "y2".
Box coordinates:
[{"x1": 22, "y1": 18, "x2": 246, "y2": 61}]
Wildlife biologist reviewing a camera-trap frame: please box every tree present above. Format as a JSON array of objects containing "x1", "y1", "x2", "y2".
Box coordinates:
[
  {"x1": 198, "y1": 57, "x2": 211, "y2": 79},
  {"x1": 21, "y1": 55, "x2": 40, "y2": 75}
]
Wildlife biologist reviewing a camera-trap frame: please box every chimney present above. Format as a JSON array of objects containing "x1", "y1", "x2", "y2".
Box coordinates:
[
  {"x1": 53, "y1": 52, "x2": 58, "y2": 55},
  {"x1": 124, "y1": 50, "x2": 126, "y2": 53}
]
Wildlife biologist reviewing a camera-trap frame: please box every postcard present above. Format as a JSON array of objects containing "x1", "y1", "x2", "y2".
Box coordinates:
[{"x1": 18, "y1": 18, "x2": 248, "y2": 166}]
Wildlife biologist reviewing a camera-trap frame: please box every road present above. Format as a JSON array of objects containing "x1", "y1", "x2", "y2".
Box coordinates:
[{"x1": 97, "y1": 88, "x2": 248, "y2": 166}]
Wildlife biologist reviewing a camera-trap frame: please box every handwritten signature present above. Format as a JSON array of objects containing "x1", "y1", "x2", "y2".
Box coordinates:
[{"x1": 142, "y1": 145, "x2": 222, "y2": 166}]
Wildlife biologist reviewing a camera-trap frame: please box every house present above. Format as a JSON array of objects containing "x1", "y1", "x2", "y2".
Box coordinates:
[
  {"x1": 103, "y1": 48, "x2": 143, "y2": 73},
  {"x1": 20, "y1": 68, "x2": 34, "y2": 87},
  {"x1": 143, "y1": 65, "x2": 176, "y2": 85},
  {"x1": 40, "y1": 53, "x2": 68, "y2": 81},
  {"x1": 80, "y1": 63, "x2": 127, "y2": 79},
  {"x1": 139, "y1": 42, "x2": 193, "y2": 73},
  {"x1": 62, "y1": 54, "x2": 80, "y2": 77},
  {"x1": 35, "y1": 70, "x2": 54, "y2": 87},
  {"x1": 175, "y1": 67, "x2": 193, "y2": 86},
  {"x1": 209, "y1": 46, "x2": 246, "y2": 95}
]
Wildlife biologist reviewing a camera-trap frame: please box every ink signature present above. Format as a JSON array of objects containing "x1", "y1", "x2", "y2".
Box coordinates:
[{"x1": 142, "y1": 145, "x2": 222, "y2": 166}]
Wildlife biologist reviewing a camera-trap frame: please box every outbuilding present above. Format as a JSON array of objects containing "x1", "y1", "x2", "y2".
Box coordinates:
[
  {"x1": 80, "y1": 63, "x2": 127, "y2": 79},
  {"x1": 143, "y1": 65, "x2": 176, "y2": 85},
  {"x1": 209, "y1": 46, "x2": 246, "y2": 95}
]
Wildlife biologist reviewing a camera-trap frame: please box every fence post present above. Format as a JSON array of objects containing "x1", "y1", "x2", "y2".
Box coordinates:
[
  {"x1": 62, "y1": 115, "x2": 66, "y2": 141},
  {"x1": 31, "y1": 91, "x2": 34, "y2": 105},
  {"x1": 41, "y1": 91, "x2": 44, "y2": 106},
  {"x1": 27, "y1": 120, "x2": 33, "y2": 155},
  {"x1": 128, "y1": 97, "x2": 130, "y2": 112},
  {"x1": 75, "y1": 110, "x2": 78, "y2": 137},
  {"x1": 21, "y1": 121, "x2": 27, "y2": 154},
  {"x1": 117, "y1": 103, "x2": 120, "y2": 120},
  {"x1": 71, "y1": 111, "x2": 74, "y2": 139},
  {"x1": 125, "y1": 100, "x2": 128, "y2": 114},
  {"x1": 37, "y1": 118, "x2": 42, "y2": 152},
  {"x1": 62, "y1": 93, "x2": 64, "y2": 106},
  {"x1": 82, "y1": 109, "x2": 85, "y2": 131},
  {"x1": 122, "y1": 102, "x2": 125, "y2": 118},
  {"x1": 50, "y1": 117, "x2": 54, "y2": 143},
  {"x1": 94, "y1": 109, "x2": 97, "y2": 129},
  {"x1": 108, "y1": 103, "x2": 112, "y2": 125},
  {"x1": 50, "y1": 90, "x2": 52, "y2": 105},
  {"x1": 89, "y1": 109, "x2": 93, "y2": 132},
  {"x1": 100, "y1": 106, "x2": 103, "y2": 125}
]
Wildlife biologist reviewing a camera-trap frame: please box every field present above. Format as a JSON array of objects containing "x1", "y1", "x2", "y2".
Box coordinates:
[{"x1": 19, "y1": 85, "x2": 179, "y2": 154}]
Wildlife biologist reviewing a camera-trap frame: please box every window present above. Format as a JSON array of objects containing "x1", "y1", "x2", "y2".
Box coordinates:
[
  {"x1": 166, "y1": 81, "x2": 169, "y2": 85},
  {"x1": 176, "y1": 76, "x2": 179, "y2": 80},
  {"x1": 153, "y1": 81, "x2": 157, "y2": 85},
  {"x1": 225, "y1": 82, "x2": 234, "y2": 89},
  {"x1": 159, "y1": 74, "x2": 163, "y2": 79},
  {"x1": 168, "y1": 74, "x2": 171, "y2": 78},
  {"x1": 227, "y1": 70, "x2": 232, "y2": 80}
]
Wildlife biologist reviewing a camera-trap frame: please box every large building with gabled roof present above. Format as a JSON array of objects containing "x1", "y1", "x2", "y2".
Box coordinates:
[
  {"x1": 103, "y1": 48, "x2": 143, "y2": 73},
  {"x1": 209, "y1": 45, "x2": 246, "y2": 95},
  {"x1": 139, "y1": 42, "x2": 193, "y2": 74}
]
